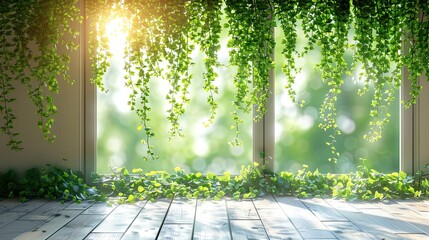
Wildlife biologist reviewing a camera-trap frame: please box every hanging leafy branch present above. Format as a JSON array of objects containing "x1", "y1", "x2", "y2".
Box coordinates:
[
  {"x1": 402, "y1": 0, "x2": 429, "y2": 108},
  {"x1": 1, "y1": 0, "x2": 80, "y2": 150},
  {"x1": 352, "y1": 1, "x2": 401, "y2": 143},
  {"x1": 187, "y1": 0, "x2": 223, "y2": 127},
  {"x1": 224, "y1": 0, "x2": 275, "y2": 146},
  {"x1": 274, "y1": 0, "x2": 299, "y2": 105},
  {"x1": 123, "y1": 0, "x2": 163, "y2": 161}
]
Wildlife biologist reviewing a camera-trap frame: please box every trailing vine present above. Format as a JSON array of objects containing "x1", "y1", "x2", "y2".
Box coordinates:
[
  {"x1": 1, "y1": 0, "x2": 80, "y2": 150},
  {"x1": 402, "y1": 0, "x2": 429, "y2": 108},
  {"x1": 2, "y1": 0, "x2": 429, "y2": 164},
  {"x1": 224, "y1": 0, "x2": 275, "y2": 145},
  {"x1": 187, "y1": 0, "x2": 223, "y2": 127}
]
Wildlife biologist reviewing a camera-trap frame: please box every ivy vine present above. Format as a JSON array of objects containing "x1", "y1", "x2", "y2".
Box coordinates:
[
  {"x1": 2, "y1": 0, "x2": 429, "y2": 164},
  {"x1": 224, "y1": 0, "x2": 275, "y2": 145},
  {"x1": 1, "y1": 0, "x2": 81, "y2": 150}
]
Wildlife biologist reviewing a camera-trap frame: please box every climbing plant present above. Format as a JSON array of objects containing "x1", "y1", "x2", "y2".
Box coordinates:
[
  {"x1": 0, "y1": 0, "x2": 81, "y2": 150},
  {"x1": 1, "y1": 0, "x2": 429, "y2": 163}
]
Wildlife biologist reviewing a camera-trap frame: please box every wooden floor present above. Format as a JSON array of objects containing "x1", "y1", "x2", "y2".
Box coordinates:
[{"x1": 1, "y1": 196, "x2": 429, "y2": 240}]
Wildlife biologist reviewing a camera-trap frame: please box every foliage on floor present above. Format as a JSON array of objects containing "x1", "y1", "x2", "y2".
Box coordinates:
[{"x1": 1, "y1": 163, "x2": 429, "y2": 203}]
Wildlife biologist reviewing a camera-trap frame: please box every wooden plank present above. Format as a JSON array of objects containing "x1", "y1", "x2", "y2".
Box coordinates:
[
  {"x1": 92, "y1": 204, "x2": 141, "y2": 233},
  {"x1": 324, "y1": 221, "x2": 374, "y2": 240},
  {"x1": 19, "y1": 201, "x2": 71, "y2": 221},
  {"x1": 326, "y1": 200, "x2": 403, "y2": 239},
  {"x1": 82, "y1": 202, "x2": 117, "y2": 215},
  {"x1": 252, "y1": 195, "x2": 279, "y2": 209},
  {"x1": 375, "y1": 202, "x2": 429, "y2": 234},
  {"x1": 395, "y1": 233, "x2": 429, "y2": 240},
  {"x1": 47, "y1": 214, "x2": 106, "y2": 240},
  {"x1": 0, "y1": 219, "x2": 44, "y2": 240},
  {"x1": 157, "y1": 223, "x2": 193, "y2": 240},
  {"x1": 84, "y1": 233, "x2": 122, "y2": 240},
  {"x1": 275, "y1": 196, "x2": 336, "y2": 239},
  {"x1": 395, "y1": 199, "x2": 429, "y2": 213},
  {"x1": 164, "y1": 198, "x2": 196, "y2": 224},
  {"x1": 11, "y1": 199, "x2": 50, "y2": 213},
  {"x1": 0, "y1": 211, "x2": 28, "y2": 228},
  {"x1": 230, "y1": 220, "x2": 269, "y2": 240},
  {"x1": 375, "y1": 200, "x2": 410, "y2": 213},
  {"x1": 14, "y1": 209, "x2": 82, "y2": 240},
  {"x1": 65, "y1": 201, "x2": 93, "y2": 210},
  {"x1": 257, "y1": 208, "x2": 303, "y2": 240},
  {"x1": 227, "y1": 199, "x2": 259, "y2": 220},
  {"x1": 324, "y1": 199, "x2": 360, "y2": 213},
  {"x1": 195, "y1": 199, "x2": 228, "y2": 224},
  {"x1": 0, "y1": 199, "x2": 23, "y2": 213},
  {"x1": 348, "y1": 201, "x2": 379, "y2": 209},
  {"x1": 122, "y1": 199, "x2": 170, "y2": 240},
  {"x1": 301, "y1": 198, "x2": 348, "y2": 222},
  {"x1": 193, "y1": 224, "x2": 230, "y2": 240},
  {"x1": 193, "y1": 199, "x2": 230, "y2": 240},
  {"x1": 336, "y1": 210, "x2": 403, "y2": 239},
  {"x1": 359, "y1": 207, "x2": 424, "y2": 234}
]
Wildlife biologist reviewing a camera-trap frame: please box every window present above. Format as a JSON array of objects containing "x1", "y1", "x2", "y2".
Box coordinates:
[{"x1": 89, "y1": 14, "x2": 400, "y2": 175}]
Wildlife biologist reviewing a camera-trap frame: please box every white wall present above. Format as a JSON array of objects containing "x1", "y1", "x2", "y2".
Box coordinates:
[
  {"x1": 401, "y1": 68, "x2": 429, "y2": 174},
  {"x1": 0, "y1": 25, "x2": 85, "y2": 174}
]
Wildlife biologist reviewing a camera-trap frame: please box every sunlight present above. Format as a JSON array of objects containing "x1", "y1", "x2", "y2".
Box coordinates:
[{"x1": 104, "y1": 17, "x2": 127, "y2": 55}]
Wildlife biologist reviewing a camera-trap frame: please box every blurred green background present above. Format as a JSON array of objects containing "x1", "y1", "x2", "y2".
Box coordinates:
[{"x1": 97, "y1": 20, "x2": 399, "y2": 174}]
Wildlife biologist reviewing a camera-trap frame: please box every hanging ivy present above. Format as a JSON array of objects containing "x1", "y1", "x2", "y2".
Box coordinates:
[
  {"x1": 2, "y1": 0, "x2": 429, "y2": 163},
  {"x1": 1, "y1": 0, "x2": 80, "y2": 150},
  {"x1": 224, "y1": 0, "x2": 275, "y2": 145}
]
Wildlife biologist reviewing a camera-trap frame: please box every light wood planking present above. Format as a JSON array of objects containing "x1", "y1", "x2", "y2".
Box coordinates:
[
  {"x1": 82, "y1": 202, "x2": 117, "y2": 215},
  {"x1": 375, "y1": 201, "x2": 429, "y2": 234},
  {"x1": 11, "y1": 199, "x2": 49, "y2": 213},
  {"x1": 323, "y1": 221, "x2": 374, "y2": 240},
  {"x1": 275, "y1": 196, "x2": 336, "y2": 239},
  {"x1": 157, "y1": 223, "x2": 193, "y2": 240},
  {"x1": 1, "y1": 197, "x2": 429, "y2": 239},
  {"x1": 301, "y1": 198, "x2": 348, "y2": 222},
  {"x1": 19, "y1": 201, "x2": 71, "y2": 221},
  {"x1": 122, "y1": 199, "x2": 171, "y2": 240},
  {"x1": 92, "y1": 204, "x2": 141, "y2": 233},
  {"x1": 0, "y1": 219, "x2": 44, "y2": 240},
  {"x1": 84, "y1": 233, "x2": 122, "y2": 240},
  {"x1": 252, "y1": 195, "x2": 279, "y2": 209},
  {"x1": 47, "y1": 214, "x2": 106, "y2": 240},
  {"x1": 253, "y1": 195, "x2": 302, "y2": 240},
  {"x1": 193, "y1": 199, "x2": 230, "y2": 240},
  {"x1": 0, "y1": 211, "x2": 28, "y2": 228},
  {"x1": 359, "y1": 207, "x2": 424, "y2": 234},
  {"x1": 347, "y1": 200, "x2": 379, "y2": 209},
  {"x1": 14, "y1": 209, "x2": 82, "y2": 240},
  {"x1": 324, "y1": 198, "x2": 360, "y2": 213},
  {"x1": 164, "y1": 198, "x2": 196, "y2": 224},
  {"x1": 65, "y1": 201, "x2": 94, "y2": 211},
  {"x1": 230, "y1": 220, "x2": 269, "y2": 240},
  {"x1": 227, "y1": 199, "x2": 259, "y2": 220},
  {"x1": 158, "y1": 198, "x2": 195, "y2": 240},
  {"x1": 332, "y1": 209, "x2": 403, "y2": 239},
  {"x1": 325, "y1": 199, "x2": 403, "y2": 240},
  {"x1": 257, "y1": 208, "x2": 303, "y2": 240},
  {"x1": 395, "y1": 199, "x2": 429, "y2": 213},
  {"x1": 395, "y1": 233, "x2": 429, "y2": 240},
  {"x1": 0, "y1": 199, "x2": 23, "y2": 214}
]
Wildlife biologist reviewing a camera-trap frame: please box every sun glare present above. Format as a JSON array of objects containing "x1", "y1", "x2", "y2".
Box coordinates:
[{"x1": 104, "y1": 17, "x2": 127, "y2": 54}]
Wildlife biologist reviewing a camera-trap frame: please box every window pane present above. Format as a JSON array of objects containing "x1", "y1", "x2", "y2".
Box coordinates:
[
  {"x1": 274, "y1": 25, "x2": 399, "y2": 173},
  {"x1": 97, "y1": 33, "x2": 252, "y2": 174}
]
